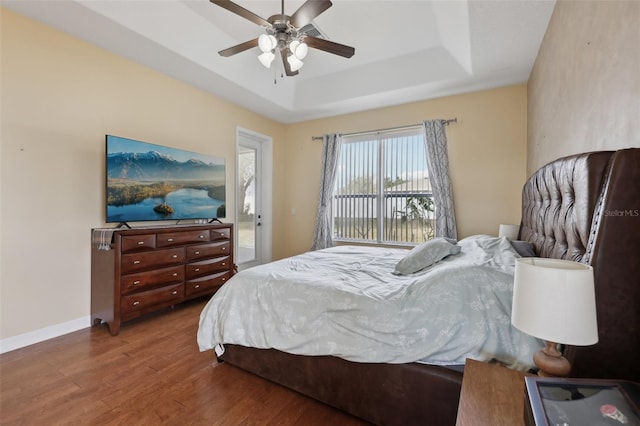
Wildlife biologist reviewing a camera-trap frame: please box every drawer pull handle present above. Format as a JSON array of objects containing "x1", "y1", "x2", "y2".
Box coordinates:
[
  {"x1": 133, "y1": 280, "x2": 140, "y2": 285},
  {"x1": 199, "y1": 235, "x2": 204, "y2": 239},
  {"x1": 195, "y1": 285, "x2": 200, "y2": 289},
  {"x1": 172, "y1": 255, "x2": 178, "y2": 259},
  {"x1": 195, "y1": 251, "x2": 200, "y2": 255},
  {"x1": 222, "y1": 263, "x2": 226, "y2": 266},
  {"x1": 172, "y1": 290, "x2": 178, "y2": 295},
  {"x1": 172, "y1": 273, "x2": 178, "y2": 277},
  {"x1": 133, "y1": 301, "x2": 140, "y2": 306},
  {"x1": 222, "y1": 278, "x2": 226, "y2": 282},
  {"x1": 195, "y1": 268, "x2": 200, "y2": 272},
  {"x1": 167, "y1": 238, "x2": 174, "y2": 242},
  {"x1": 133, "y1": 260, "x2": 141, "y2": 264},
  {"x1": 222, "y1": 247, "x2": 226, "y2": 251},
  {"x1": 137, "y1": 241, "x2": 145, "y2": 245}
]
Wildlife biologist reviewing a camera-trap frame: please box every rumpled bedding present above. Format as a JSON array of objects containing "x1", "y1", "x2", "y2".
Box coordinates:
[{"x1": 197, "y1": 235, "x2": 542, "y2": 371}]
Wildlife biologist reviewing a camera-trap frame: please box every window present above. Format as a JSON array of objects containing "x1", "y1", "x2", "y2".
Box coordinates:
[{"x1": 332, "y1": 127, "x2": 435, "y2": 245}]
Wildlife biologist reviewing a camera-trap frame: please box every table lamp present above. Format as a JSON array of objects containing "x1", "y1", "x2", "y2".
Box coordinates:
[
  {"x1": 511, "y1": 257, "x2": 598, "y2": 377},
  {"x1": 499, "y1": 224, "x2": 520, "y2": 240}
]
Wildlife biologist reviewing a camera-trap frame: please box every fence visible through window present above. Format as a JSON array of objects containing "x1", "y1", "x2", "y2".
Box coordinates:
[{"x1": 332, "y1": 129, "x2": 435, "y2": 245}]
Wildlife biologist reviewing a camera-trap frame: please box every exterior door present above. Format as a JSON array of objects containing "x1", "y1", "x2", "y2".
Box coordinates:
[{"x1": 236, "y1": 128, "x2": 272, "y2": 270}]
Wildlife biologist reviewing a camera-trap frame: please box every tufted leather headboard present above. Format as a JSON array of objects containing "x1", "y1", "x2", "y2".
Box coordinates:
[{"x1": 519, "y1": 148, "x2": 640, "y2": 381}]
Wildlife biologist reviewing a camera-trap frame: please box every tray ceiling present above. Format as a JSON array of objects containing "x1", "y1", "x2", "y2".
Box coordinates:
[{"x1": 3, "y1": 0, "x2": 556, "y2": 123}]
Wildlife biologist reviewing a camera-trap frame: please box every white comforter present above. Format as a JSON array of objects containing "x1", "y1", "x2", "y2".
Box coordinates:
[{"x1": 197, "y1": 235, "x2": 542, "y2": 370}]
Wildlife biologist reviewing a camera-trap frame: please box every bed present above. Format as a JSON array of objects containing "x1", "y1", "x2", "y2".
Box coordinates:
[{"x1": 197, "y1": 148, "x2": 639, "y2": 425}]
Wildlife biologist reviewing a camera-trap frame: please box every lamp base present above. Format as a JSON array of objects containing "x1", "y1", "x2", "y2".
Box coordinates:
[{"x1": 534, "y1": 340, "x2": 571, "y2": 377}]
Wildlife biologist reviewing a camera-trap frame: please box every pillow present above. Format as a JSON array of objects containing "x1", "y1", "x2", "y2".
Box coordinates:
[
  {"x1": 510, "y1": 240, "x2": 536, "y2": 257},
  {"x1": 393, "y1": 238, "x2": 461, "y2": 275}
]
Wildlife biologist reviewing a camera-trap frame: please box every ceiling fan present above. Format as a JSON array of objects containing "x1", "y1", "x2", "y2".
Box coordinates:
[{"x1": 210, "y1": 0, "x2": 355, "y2": 76}]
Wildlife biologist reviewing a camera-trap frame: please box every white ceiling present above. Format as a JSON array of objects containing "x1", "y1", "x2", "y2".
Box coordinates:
[{"x1": 3, "y1": 0, "x2": 556, "y2": 124}]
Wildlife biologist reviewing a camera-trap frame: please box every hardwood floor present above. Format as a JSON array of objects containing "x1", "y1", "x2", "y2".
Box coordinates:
[{"x1": 0, "y1": 298, "x2": 369, "y2": 425}]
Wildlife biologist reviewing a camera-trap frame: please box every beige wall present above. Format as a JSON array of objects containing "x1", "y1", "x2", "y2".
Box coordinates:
[
  {"x1": 277, "y1": 85, "x2": 528, "y2": 259},
  {"x1": 527, "y1": 0, "x2": 640, "y2": 174},
  {"x1": 0, "y1": 9, "x2": 284, "y2": 339}
]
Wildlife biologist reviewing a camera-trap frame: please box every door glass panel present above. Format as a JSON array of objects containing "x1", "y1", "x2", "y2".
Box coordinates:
[{"x1": 237, "y1": 146, "x2": 256, "y2": 264}]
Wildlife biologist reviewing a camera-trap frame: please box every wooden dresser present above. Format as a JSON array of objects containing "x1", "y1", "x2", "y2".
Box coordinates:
[{"x1": 91, "y1": 223, "x2": 234, "y2": 335}]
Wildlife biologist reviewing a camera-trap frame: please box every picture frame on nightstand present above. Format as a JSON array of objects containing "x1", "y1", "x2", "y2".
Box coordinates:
[{"x1": 524, "y1": 377, "x2": 640, "y2": 426}]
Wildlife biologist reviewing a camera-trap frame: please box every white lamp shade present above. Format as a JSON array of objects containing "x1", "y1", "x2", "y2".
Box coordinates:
[
  {"x1": 511, "y1": 258, "x2": 598, "y2": 346},
  {"x1": 258, "y1": 51, "x2": 275, "y2": 68},
  {"x1": 499, "y1": 224, "x2": 520, "y2": 239},
  {"x1": 258, "y1": 34, "x2": 277, "y2": 53}
]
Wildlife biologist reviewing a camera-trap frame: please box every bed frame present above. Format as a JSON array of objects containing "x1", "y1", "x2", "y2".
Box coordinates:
[{"x1": 219, "y1": 148, "x2": 639, "y2": 425}]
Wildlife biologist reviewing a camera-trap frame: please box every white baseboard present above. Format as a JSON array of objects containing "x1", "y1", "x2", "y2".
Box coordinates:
[{"x1": 0, "y1": 316, "x2": 91, "y2": 354}]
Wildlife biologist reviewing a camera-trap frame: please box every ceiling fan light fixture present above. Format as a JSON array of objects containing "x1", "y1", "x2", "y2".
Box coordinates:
[
  {"x1": 212, "y1": 0, "x2": 355, "y2": 77},
  {"x1": 289, "y1": 40, "x2": 300, "y2": 53},
  {"x1": 287, "y1": 54, "x2": 304, "y2": 72},
  {"x1": 258, "y1": 34, "x2": 277, "y2": 53},
  {"x1": 292, "y1": 41, "x2": 308, "y2": 60},
  {"x1": 258, "y1": 51, "x2": 275, "y2": 68}
]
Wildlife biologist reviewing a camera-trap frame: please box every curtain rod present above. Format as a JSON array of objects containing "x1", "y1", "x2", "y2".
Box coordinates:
[{"x1": 311, "y1": 118, "x2": 457, "y2": 141}]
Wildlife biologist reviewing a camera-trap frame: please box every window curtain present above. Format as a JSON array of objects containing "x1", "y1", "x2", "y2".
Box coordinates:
[
  {"x1": 311, "y1": 134, "x2": 342, "y2": 250},
  {"x1": 423, "y1": 120, "x2": 458, "y2": 240}
]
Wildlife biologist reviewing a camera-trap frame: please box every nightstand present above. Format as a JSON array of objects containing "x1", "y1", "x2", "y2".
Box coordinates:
[{"x1": 456, "y1": 358, "x2": 533, "y2": 426}]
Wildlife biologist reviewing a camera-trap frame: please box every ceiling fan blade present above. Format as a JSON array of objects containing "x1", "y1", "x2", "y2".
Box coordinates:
[
  {"x1": 218, "y1": 38, "x2": 259, "y2": 57},
  {"x1": 209, "y1": 0, "x2": 270, "y2": 27},
  {"x1": 280, "y1": 48, "x2": 299, "y2": 77},
  {"x1": 290, "y1": 0, "x2": 332, "y2": 28},
  {"x1": 305, "y1": 36, "x2": 355, "y2": 58}
]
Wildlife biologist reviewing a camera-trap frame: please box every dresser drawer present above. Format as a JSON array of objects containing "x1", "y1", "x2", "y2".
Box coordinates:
[
  {"x1": 210, "y1": 228, "x2": 231, "y2": 241},
  {"x1": 186, "y1": 241, "x2": 231, "y2": 261},
  {"x1": 121, "y1": 234, "x2": 156, "y2": 253},
  {"x1": 186, "y1": 271, "x2": 231, "y2": 296},
  {"x1": 186, "y1": 256, "x2": 231, "y2": 279},
  {"x1": 121, "y1": 247, "x2": 185, "y2": 274},
  {"x1": 121, "y1": 265, "x2": 184, "y2": 294},
  {"x1": 120, "y1": 283, "x2": 184, "y2": 314},
  {"x1": 156, "y1": 230, "x2": 210, "y2": 247}
]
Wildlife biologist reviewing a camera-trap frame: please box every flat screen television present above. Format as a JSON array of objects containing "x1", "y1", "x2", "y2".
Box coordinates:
[{"x1": 106, "y1": 135, "x2": 226, "y2": 224}]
